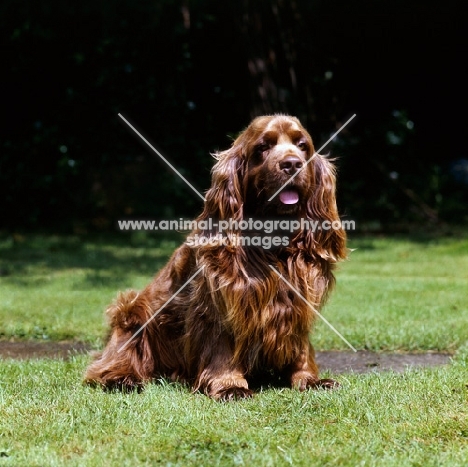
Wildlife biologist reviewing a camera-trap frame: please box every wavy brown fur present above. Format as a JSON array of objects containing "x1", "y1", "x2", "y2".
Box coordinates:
[{"x1": 84, "y1": 115, "x2": 347, "y2": 400}]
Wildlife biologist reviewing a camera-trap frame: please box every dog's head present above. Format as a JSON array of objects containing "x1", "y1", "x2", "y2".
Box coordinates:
[{"x1": 199, "y1": 115, "x2": 346, "y2": 259}]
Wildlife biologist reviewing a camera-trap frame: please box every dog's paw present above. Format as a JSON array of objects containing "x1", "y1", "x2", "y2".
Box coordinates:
[
  {"x1": 291, "y1": 371, "x2": 340, "y2": 391},
  {"x1": 85, "y1": 376, "x2": 145, "y2": 393},
  {"x1": 307, "y1": 378, "x2": 340, "y2": 390},
  {"x1": 214, "y1": 386, "x2": 254, "y2": 401},
  {"x1": 203, "y1": 373, "x2": 252, "y2": 401}
]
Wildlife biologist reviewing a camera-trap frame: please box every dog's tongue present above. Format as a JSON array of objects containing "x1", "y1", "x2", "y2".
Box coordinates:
[{"x1": 279, "y1": 189, "x2": 299, "y2": 205}]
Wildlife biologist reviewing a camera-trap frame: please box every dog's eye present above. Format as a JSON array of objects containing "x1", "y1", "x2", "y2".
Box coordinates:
[
  {"x1": 256, "y1": 143, "x2": 271, "y2": 156},
  {"x1": 297, "y1": 141, "x2": 308, "y2": 151}
]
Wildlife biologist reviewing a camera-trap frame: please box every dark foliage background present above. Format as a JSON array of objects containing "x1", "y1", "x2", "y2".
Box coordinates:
[{"x1": 2, "y1": 0, "x2": 467, "y2": 232}]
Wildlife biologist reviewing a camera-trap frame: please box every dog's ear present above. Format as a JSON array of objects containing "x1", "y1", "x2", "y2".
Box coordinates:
[
  {"x1": 305, "y1": 154, "x2": 347, "y2": 262},
  {"x1": 198, "y1": 143, "x2": 246, "y2": 225}
]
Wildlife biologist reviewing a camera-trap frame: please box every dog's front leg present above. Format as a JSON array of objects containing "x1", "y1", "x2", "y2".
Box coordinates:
[
  {"x1": 191, "y1": 333, "x2": 252, "y2": 401},
  {"x1": 289, "y1": 340, "x2": 339, "y2": 390}
]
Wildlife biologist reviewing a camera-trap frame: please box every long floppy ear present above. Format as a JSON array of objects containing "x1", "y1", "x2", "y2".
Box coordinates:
[
  {"x1": 198, "y1": 144, "x2": 246, "y2": 225},
  {"x1": 306, "y1": 154, "x2": 347, "y2": 262}
]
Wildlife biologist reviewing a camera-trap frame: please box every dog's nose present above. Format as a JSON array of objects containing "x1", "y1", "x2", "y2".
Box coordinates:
[{"x1": 279, "y1": 156, "x2": 303, "y2": 175}]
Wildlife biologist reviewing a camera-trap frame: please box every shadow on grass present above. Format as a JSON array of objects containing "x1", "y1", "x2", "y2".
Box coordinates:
[
  {"x1": 347, "y1": 230, "x2": 468, "y2": 252},
  {"x1": 2, "y1": 231, "x2": 467, "y2": 288},
  {"x1": 0, "y1": 232, "x2": 186, "y2": 288}
]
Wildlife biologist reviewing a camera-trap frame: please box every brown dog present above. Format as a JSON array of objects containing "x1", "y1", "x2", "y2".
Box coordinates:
[{"x1": 85, "y1": 115, "x2": 347, "y2": 400}]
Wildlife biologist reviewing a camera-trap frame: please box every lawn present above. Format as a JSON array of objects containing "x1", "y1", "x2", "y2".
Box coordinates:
[{"x1": 1, "y1": 233, "x2": 467, "y2": 466}]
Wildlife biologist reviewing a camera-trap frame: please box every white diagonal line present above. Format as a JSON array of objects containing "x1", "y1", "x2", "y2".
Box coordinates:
[
  {"x1": 118, "y1": 113, "x2": 205, "y2": 201},
  {"x1": 269, "y1": 265, "x2": 357, "y2": 352},
  {"x1": 313, "y1": 113, "x2": 357, "y2": 155},
  {"x1": 268, "y1": 114, "x2": 356, "y2": 202},
  {"x1": 117, "y1": 265, "x2": 205, "y2": 353}
]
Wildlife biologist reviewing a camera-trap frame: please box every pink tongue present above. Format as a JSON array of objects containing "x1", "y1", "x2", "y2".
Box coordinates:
[{"x1": 279, "y1": 189, "x2": 299, "y2": 205}]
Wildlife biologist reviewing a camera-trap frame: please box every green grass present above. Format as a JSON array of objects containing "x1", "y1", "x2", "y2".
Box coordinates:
[
  {"x1": 1, "y1": 233, "x2": 468, "y2": 465},
  {"x1": 1, "y1": 233, "x2": 467, "y2": 350},
  {"x1": 319, "y1": 235, "x2": 468, "y2": 351},
  {"x1": 0, "y1": 233, "x2": 183, "y2": 343},
  {"x1": 1, "y1": 354, "x2": 467, "y2": 466}
]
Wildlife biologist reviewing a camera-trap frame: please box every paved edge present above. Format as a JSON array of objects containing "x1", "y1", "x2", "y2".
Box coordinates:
[{"x1": 0, "y1": 342, "x2": 453, "y2": 374}]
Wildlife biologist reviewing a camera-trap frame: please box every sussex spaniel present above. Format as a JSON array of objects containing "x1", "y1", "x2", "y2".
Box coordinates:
[{"x1": 85, "y1": 115, "x2": 347, "y2": 400}]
